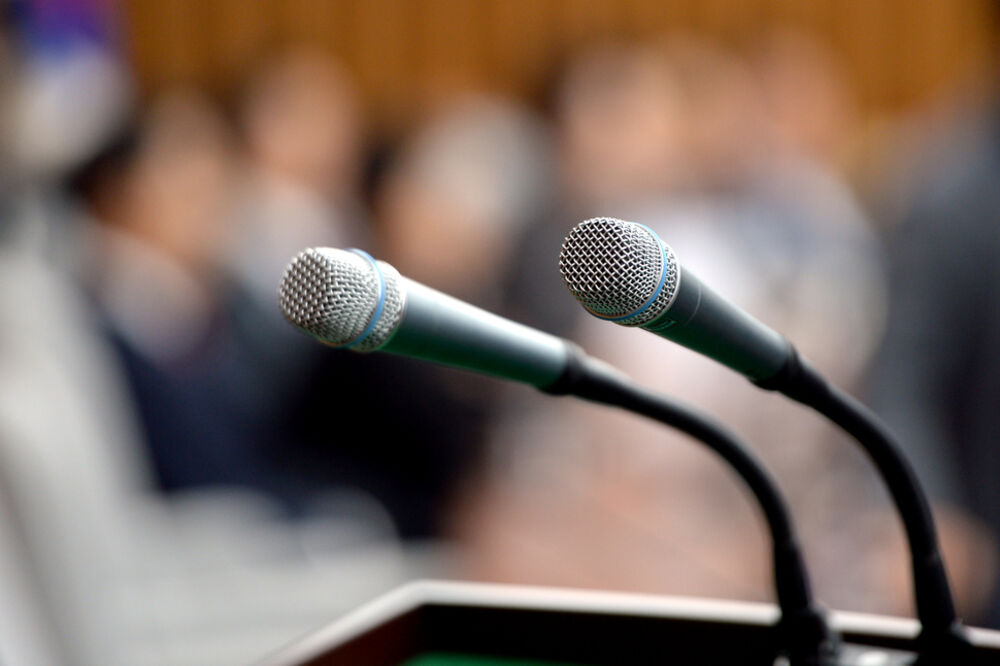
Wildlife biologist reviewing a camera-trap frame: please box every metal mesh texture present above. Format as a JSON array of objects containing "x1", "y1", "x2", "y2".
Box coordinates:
[
  {"x1": 277, "y1": 247, "x2": 405, "y2": 351},
  {"x1": 558, "y1": 217, "x2": 679, "y2": 327}
]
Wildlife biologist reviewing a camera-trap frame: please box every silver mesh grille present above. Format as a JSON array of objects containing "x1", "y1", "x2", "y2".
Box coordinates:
[
  {"x1": 558, "y1": 217, "x2": 680, "y2": 327},
  {"x1": 278, "y1": 247, "x2": 405, "y2": 351}
]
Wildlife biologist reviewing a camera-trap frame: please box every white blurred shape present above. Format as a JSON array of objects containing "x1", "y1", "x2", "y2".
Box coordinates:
[{"x1": 8, "y1": 44, "x2": 132, "y2": 178}]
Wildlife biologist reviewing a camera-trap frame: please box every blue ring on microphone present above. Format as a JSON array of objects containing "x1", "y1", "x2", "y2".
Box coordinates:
[
  {"x1": 594, "y1": 222, "x2": 669, "y2": 322},
  {"x1": 343, "y1": 248, "x2": 385, "y2": 348}
]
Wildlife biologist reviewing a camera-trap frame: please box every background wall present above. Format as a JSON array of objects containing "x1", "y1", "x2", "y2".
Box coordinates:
[{"x1": 123, "y1": 0, "x2": 998, "y2": 129}]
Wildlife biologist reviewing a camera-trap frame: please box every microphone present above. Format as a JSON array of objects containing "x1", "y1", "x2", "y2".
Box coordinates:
[
  {"x1": 279, "y1": 246, "x2": 836, "y2": 664},
  {"x1": 559, "y1": 217, "x2": 970, "y2": 659},
  {"x1": 558, "y1": 217, "x2": 791, "y2": 381},
  {"x1": 278, "y1": 247, "x2": 570, "y2": 387}
]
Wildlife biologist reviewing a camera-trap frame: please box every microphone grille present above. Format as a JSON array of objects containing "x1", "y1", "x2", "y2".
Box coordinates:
[
  {"x1": 558, "y1": 217, "x2": 679, "y2": 326},
  {"x1": 278, "y1": 247, "x2": 404, "y2": 351}
]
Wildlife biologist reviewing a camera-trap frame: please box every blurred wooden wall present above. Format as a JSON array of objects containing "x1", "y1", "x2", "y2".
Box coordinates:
[{"x1": 122, "y1": 0, "x2": 997, "y2": 128}]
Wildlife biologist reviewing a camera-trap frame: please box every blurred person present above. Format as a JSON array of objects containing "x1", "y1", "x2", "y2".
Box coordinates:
[
  {"x1": 77, "y1": 87, "x2": 400, "y2": 516},
  {"x1": 376, "y1": 95, "x2": 553, "y2": 307},
  {"x1": 321, "y1": 95, "x2": 559, "y2": 540},
  {"x1": 552, "y1": 41, "x2": 690, "y2": 216},
  {"x1": 224, "y1": 51, "x2": 377, "y2": 469},
  {"x1": 72, "y1": 88, "x2": 388, "y2": 524},
  {"x1": 495, "y1": 41, "x2": 689, "y2": 341},
  {"x1": 230, "y1": 48, "x2": 366, "y2": 313},
  {"x1": 606, "y1": 36, "x2": 900, "y2": 614},
  {"x1": 647, "y1": 33, "x2": 885, "y2": 382},
  {"x1": 77, "y1": 91, "x2": 274, "y2": 496},
  {"x1": 0, "y1": 7, "x2": 155, "y2": 661},
  {"x1": 748, "y1": 27, "x2": 860, "y2": 173},
  {"x1": 868, "y1": 71, "x2": 1000, "y2": 627},
  {"x1": 224, "y1": 50, "x2": 441, "y2": 534},
  {"x1": 749, "y1": 28, "x2": 997, "y2": 622}
]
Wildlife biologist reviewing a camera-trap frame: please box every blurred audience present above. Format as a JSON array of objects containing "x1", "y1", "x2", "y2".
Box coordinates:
[
  {"x1": 0, "y1": 38, "x2": 426, "y2": 666},
  {"x1": 2, "y1": 4, "x2": 1000, "y2": 664},
  {"x1": 456, "y1": 32, "x2": 994, "y2": 625}
]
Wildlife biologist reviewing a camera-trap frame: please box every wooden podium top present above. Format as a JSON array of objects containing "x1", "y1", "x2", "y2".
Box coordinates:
[{"x1": 257, "y1": 580, "x2": 1000, "y2": 666}]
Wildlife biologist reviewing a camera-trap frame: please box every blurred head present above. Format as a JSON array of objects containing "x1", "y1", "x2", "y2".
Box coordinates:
[
  {"x1": 76, "y1": 90, "x2": 237, "y2": 276},
  {"x1": 375, "y1": 96, "x2": 553, "y2": 300},
  {"x1": 553, "y1": 41, "x2": 687, "y2": 209},
  {"x1": 662, "y1": 35, "x2": 770, "y2": 189},
  {"x1": 130, "y1": 92, "x2": 236, "y2": 272},
  {"x1": 240, "y1": 48, "x2": 361, "y2": 197},
  {"x1": 749, "y1": 27, "x2": 858, "y2": 167}
]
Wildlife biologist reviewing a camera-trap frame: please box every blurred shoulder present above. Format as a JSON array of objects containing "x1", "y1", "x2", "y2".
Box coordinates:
[{"x1": 891, "y1": 99, "x2": 1000, "y2": 220}]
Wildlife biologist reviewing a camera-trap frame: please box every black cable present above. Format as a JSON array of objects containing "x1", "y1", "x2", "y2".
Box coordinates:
[
  {"x1": 754, "y1": 348, "x2": 972, "y2": 659},
  {"x1": 543, "y1": 346, "x2": 837, "y2": 664}
]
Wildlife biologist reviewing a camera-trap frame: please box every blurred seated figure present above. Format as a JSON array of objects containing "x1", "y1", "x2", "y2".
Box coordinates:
[
  {"x1": 497, "y1": 42, "x2": 685, "y2": 339},
  {"x1": 73, "y1": 89, "x2": 410, "y2": 527},
  {"x1": 749, "y1": 27, "x2": 998, "y2": 623},
  {"x1": 869, "y1": 87, "x2": 1000, "y2": 627},
  {"x1": 328, "y1": 96, "x2": 557, "y2": 538},
  {"x1": 229, "y1": 48, "x2": 366, "y2": 313},
  {"x1": 219, "y1": 52, "x2": 475, "y2": 538},
  {"x1": 77, "y1": 91, "x2": 293, "y2": 499},
  {"x1": 224, "y1": 50, "x2": 370, "y2": 417}
]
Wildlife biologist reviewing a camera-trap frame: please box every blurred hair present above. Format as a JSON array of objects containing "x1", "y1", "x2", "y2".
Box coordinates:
[
  {"x1": 65, "y1": 88, "x2": 233, "y2": 222},
  {"x1": 233, "y1": 46, "x2": 360, "y2": 192},
  {"x1": 140, "y1": 89, "x2": 234, "y2": 162},
  {"x1": 360, "y1": 133, "x2": 403, "y2": 214},
  {"x1": 64, "y1": 120, "x2": 141, "y2": 214},
  {"x1": 236, "y1": 46, "x2": 354, "y2": 131}
]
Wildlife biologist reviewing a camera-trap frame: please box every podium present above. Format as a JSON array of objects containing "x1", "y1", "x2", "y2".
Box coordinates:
[{"x1": 257, "y1": 581, "x2": 1000, "y2": 665}]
